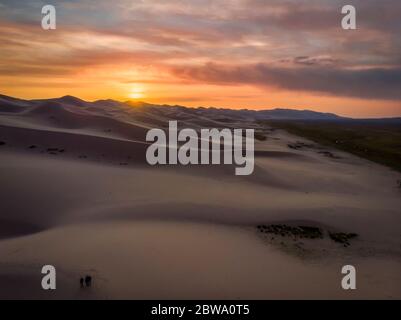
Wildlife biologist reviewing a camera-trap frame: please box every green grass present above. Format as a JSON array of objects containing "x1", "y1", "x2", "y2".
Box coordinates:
[{"x1": 263, "y1": 120, "x2": 401, "y2": 172}]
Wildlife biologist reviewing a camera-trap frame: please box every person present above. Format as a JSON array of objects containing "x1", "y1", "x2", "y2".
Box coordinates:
[
  {"x1": 79, "y1": 277, "x2": 84, "y2": 288},
  {"x1": 85, "y1": 275, "x2": 92, "y2": 287}
]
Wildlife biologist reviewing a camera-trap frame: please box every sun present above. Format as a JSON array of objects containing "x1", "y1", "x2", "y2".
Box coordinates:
[
  {"x1": 128, "y1": 85, "x2": 146, "y2": 100},
  {"x1": 129, "y1": 92, "x2": 144, "y2": 99}
]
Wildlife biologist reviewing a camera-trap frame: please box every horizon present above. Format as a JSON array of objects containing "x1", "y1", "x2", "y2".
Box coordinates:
[
  {"x1": 0, "y1": 1, "x2": 401, "y2": 117},
  {"x1": 2, "y1": 92, "x2": 401, "y2": 120}
]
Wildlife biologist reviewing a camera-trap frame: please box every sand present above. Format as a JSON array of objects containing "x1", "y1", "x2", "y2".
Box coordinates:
[{"x1": 0, "y1": 95, "x2": 400, "y2": 299}]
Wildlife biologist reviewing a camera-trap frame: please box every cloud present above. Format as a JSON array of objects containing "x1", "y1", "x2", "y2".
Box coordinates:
[
  {"x1": 0, "y1": 0, "x2": 401, "y2": 103},
  {"x1": 280, "y1": 56, "x2": 340, "y2": 66},
  {"x1": 171, "y1": 62, "x2": 401, "y2": 100}
]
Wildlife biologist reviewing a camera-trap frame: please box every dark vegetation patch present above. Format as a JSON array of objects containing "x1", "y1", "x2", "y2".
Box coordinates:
[
  {"x1": 263, "y1": 120, "x2": 401, "y2": 172},
  {"x1": 256, "y1": 224, "x2": 358, "y2": 247},
  {"x1": 45, "y1": 147, "x2": 65, "y2": 155},
  {"x1": 317, "y1": 150, "x2": 341, "y2": 159},
  {"x1": 329, "y1": 232, "x2": 358, "y2": 247},
  {"x1": 254, "y1": 132, "x2": 267, "y2": 141},
  {"x1": 287, "y1": 142, "x2": 315, "y2": 150},
  {"x1": 257, "y1": 224, "x2": 323, "y2": 239}
]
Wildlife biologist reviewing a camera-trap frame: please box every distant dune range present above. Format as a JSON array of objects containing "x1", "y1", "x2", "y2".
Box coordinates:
[{"x1": 0, "y1": 94, "x2": 400, "y2": 299}]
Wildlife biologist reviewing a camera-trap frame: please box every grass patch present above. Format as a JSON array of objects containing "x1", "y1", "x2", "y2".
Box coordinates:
[{"x1": 262, "y1": 120, "x2": 401, "y2": 172}]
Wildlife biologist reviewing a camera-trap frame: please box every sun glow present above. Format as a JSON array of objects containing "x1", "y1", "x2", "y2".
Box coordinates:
[{"x1": 128, "y1": 85, "x2": 146, "y2": 100}]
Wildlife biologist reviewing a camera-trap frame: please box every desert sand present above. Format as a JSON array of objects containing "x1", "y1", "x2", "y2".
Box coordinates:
[{"x1": 0, "y1": 95, "x2": 400, "y2": 299}]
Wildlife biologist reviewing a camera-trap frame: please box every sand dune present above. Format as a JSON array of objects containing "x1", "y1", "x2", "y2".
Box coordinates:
[{"x1": 0, "y1": 95, "x2": 400, "y2": 299}]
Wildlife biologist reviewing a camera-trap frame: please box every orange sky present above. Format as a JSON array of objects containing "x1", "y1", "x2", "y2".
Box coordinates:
[{"x1": 0, "y1": 0, "x2": 400, "y2": 118}]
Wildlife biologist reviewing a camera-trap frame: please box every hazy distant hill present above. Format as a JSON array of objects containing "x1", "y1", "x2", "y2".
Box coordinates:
[
  {"x1": 1, "y1": 94, "x2": 400, "y2": 123},
  {"x1": 256, "y1": 108, "x2": 341, "y2": 120}
]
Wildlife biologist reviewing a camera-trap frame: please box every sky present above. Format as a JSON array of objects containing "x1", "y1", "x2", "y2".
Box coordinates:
[{"x1": 0, "y1": 0, "x2": 400, "y2": 117}]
